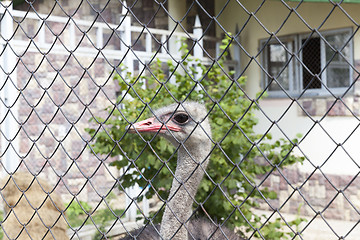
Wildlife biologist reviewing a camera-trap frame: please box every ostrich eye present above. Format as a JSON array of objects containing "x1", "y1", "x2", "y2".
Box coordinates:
[{"x1": 173, "y1": 113, "x2": 189, "y2": 124}]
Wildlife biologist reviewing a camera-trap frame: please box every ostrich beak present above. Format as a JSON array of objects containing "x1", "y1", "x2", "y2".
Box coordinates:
[{"x1": 127, "y1": 117, "x2": 181, "y2": 133}]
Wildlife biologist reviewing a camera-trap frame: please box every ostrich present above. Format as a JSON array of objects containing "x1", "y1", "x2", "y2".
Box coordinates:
[{"x1": 122, "y1": 102, "x2": 241, "y2": 240}]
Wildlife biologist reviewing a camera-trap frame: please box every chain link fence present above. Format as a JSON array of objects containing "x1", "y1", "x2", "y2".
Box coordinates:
[{"x1": 0, "y1": 0, "x2": 359, "y2": 239}]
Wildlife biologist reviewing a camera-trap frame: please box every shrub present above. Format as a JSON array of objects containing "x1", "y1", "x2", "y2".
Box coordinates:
[{"x1": 86, "y1": 36, "x2": 305, "y2": 239}]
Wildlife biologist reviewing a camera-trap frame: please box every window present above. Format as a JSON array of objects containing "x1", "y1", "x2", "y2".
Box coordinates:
[{"x1": 262, "y1": 28, "x2": 353, "y2": 97}]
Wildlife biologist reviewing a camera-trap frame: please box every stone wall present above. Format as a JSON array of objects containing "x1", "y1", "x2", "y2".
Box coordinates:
[
  {"x1": 10, "y1": 0, "x2": 130, "y2": 208},
  {"x1": 259, "y1": 166, "x2": 360, "y2": 222},
  {"x1": 15, "y1": 51, "x2": 120, "y2": 206}
]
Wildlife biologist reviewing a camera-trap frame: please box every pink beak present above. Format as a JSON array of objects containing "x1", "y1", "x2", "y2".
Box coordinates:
[{"x1": 127, "y1": 117, "x2": 181, "y2": 133}]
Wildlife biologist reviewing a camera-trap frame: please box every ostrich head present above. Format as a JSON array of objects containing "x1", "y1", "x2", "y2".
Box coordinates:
[
  {"x1": 128, "y1": 102, "x2": 212, "y2": 147},
  {"x1": 127, "y1": 102, "x2": 213, "y2": 240}
]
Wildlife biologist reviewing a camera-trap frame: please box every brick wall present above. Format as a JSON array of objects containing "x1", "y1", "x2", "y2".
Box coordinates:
[
  {"x1": 259, "y1": 166, "x2": 360, "y2": 221},
  {"x1": 16, "y1": 49, "x2": 120, "y2": 205},
  {"x1": 5, "y1": 0, "x2": 172, "y2": 210}
]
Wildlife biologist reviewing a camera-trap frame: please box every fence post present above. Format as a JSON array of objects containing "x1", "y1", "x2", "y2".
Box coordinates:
[
  {"x1": 233, "y1": 24, "x2": 241, "y2": 78},
  {"x1": 125, "y1": 185, "x2": 137, "y2": 222},
  {"x1": 161, "y1": 34, "x2": 167, "y2": 54},
  {"x1": 0, "y1": 1, "x2": 19, "y2": 175},
  {"x1": 167, "y1": 0, "x2": 187, "y2": 56},
  {"x1": 96, "y1": 26, "x2": 103, "y2": 49},
  {"x1": 120, "y1": 1, "x2": 137, "y2": 222},
  {"x1": 120, "y1": 1, "x2": 133, "y2": 74},
  {"x1": 146, "y1": 33, "x2": 152, "y2": 53},
  {"x1": 69, "y1": 22, "x2": 75, "y2": 50},
  {"x1": 38, "y1": 19, "x2": 45, "y2": 45},
  {"x1": 142, "y1": 187, "x2": 149, "y2": 217},
  {"x1": 193, "y1": 15, "x2": 203, "y2": 82}
]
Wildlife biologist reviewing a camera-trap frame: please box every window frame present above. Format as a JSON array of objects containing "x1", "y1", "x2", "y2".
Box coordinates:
[{"x1": 261, "y1": 27, "x2": 354, "y2": 98}]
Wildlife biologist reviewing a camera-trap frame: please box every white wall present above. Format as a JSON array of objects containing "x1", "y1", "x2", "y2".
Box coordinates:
[
  {"x1": 255, "y1": 98, "x2": 360, "y2": 175},
  {"x1": 213, "y1": 0, "x2": 360, "y2": 175}
]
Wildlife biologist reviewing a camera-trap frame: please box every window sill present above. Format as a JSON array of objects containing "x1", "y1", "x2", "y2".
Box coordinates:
[
  {"x1": 264, "y1": 90, "x2": 358, "y2": 117},
  {"x1": 265, "y1": 87, "x2": 353, "y2": 100}
]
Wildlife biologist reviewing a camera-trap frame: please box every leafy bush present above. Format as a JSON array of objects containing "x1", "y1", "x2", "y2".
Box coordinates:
[
  {"x1": 66, "y1": 196, "x2": 124, "y2": 238},
  {"x1": 86, "y1": 36, "x2": 305, "y2": 239},
  {"x1": 66, "y1": 200, "x2": 92, "y2": 227}
]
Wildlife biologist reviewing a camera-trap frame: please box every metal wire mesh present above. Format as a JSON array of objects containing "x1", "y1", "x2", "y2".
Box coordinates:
[{"x1": 0, "y1": 0, "x2": 360, "y2": 239}]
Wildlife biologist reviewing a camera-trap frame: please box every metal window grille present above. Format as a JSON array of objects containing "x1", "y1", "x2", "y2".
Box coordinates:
[{"x1": 0, "y1": 0, "x2": 359, "y2": 239}]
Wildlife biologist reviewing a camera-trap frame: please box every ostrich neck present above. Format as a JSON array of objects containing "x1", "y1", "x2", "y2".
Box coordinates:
[{"x1": 160, "y1": 141, "x2": 212, "y2": 240}]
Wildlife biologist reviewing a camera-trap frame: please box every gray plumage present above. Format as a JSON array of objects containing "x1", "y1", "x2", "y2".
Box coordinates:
[
  {"x1": 121, "y1": 218, "x2": 240, "y2": 239},
  {"x1": 122, "y1": 102, "x2": 242, "y2": 240}
]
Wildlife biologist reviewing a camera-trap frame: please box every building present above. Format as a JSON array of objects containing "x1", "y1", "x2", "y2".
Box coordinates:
[{"x1": 1, "y1": 0, "x2": 360, "y2": 238}]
